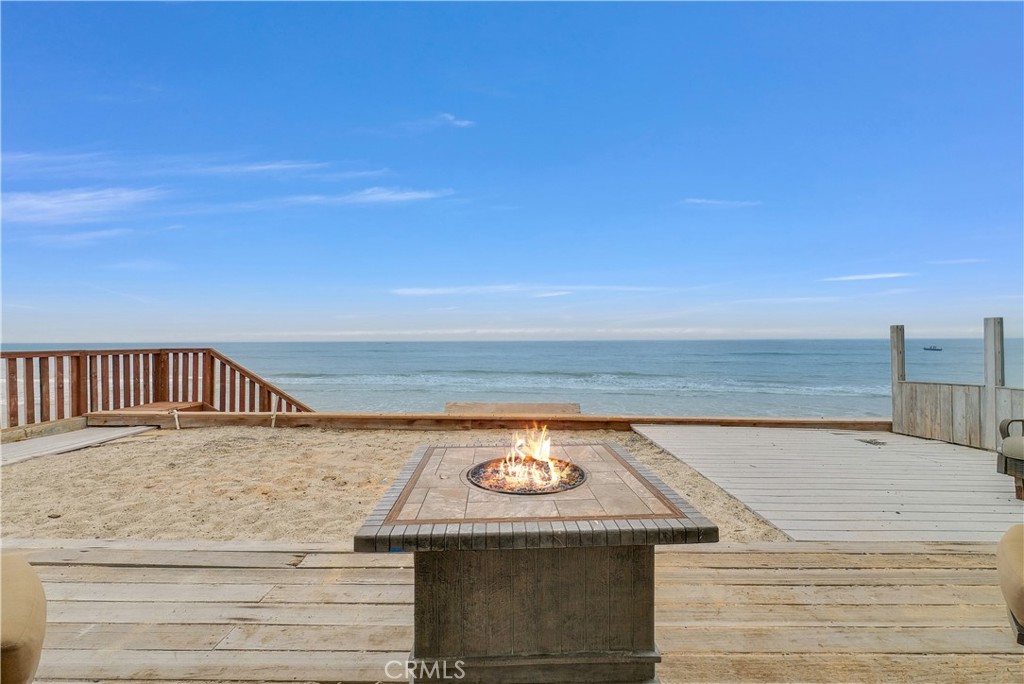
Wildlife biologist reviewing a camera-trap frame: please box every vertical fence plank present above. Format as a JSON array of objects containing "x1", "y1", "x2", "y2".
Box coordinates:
[
  {"x1": 889, "y1": 325, "x2": 906, "y2": 434},
  {"x1": 55, "y1": 356, "x2": 66, "y2": 420},
  {"x1": 170, "y1": 352, "x2": 179, "y2": 402},
  {"x1": 39, "y1": 356, "x2": 51, "y2": 423},
  {"x1": 71, "y1": 354, "x2": 85, "y2": 416},
  {"x1": 112, "y1": 354, "x2": 122, "y2": 409},
  {"x1": 202, "y1": 352, "x2": 214, "y2": 408},
  {"x1": 153, "y1": 350, "x2": 167, "y2": 403},
  {"x1": 7, "y1": 358, "x2": 20, "y2": 428},
  {"x1": 260, "y1": 387, "x2": 271, "y2": 412},
  {"x1": 130, "y1": 354, "x2": 139, "y2": 406},
  {"x1": 229, "y1": 369, "x2": 237, "y2": 412},
  {"x1": 24, "y1": 358, "x2": 36, "y2": 424},
  {"x1": 248, "y1": 380, "x2": 256, "y2": 413},
  {"x1": 141, "y1": 354, "x2": 151, "y2": 404},
  {"x1": 100, "y1": 354, "x2": 111, "y2": 410},
  {"x1": 219, "y1": 360, "x2": 227, "y2": 412},
  {"x1": 191, "y1": 352, "x2": 200, "y2": 403}
]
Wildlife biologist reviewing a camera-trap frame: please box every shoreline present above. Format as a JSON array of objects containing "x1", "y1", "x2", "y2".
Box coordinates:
[{"x1": 0, "y1": 426, "x2": 787, "y2": 544}]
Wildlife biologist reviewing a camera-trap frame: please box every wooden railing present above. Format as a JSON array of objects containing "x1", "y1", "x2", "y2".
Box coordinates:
[
  {"x1": 891, "y1": 318, "x2": 1023, "y2": 450},
  {"x1": 0, "y1": 348, "x2": 314, "y2": 430}
]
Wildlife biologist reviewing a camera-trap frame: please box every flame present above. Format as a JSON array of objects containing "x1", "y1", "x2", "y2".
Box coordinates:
[{"x1": 497, "y1": 425, "x2": 566, "y2": 488}]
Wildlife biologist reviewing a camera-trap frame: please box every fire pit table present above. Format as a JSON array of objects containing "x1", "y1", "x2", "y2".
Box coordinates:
[{"x1": 355, "y1": 438, "x2": 718, "y2": 683}]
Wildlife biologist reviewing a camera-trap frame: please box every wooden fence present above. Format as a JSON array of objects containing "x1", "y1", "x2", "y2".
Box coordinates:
[
  {"x1": 891, "y1": 318, "x2": 1023, "y2": 450},
  {"x1": 0, "y1": 348, "x2": 313, "y2": 430}
]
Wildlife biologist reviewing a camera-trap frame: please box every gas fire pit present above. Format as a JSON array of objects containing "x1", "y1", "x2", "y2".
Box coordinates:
[{"x1": 354, "y1": 431, "x2": 718, "y2": 684}]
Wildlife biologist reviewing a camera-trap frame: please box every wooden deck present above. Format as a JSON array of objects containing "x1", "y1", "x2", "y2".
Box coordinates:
[
  {"x1": 634, "y1": 425, "x2": 1024, "y2": 542},
  {"x1": 0, "y1": 426, "x2": 155, "y2": 466},
  {"x1": 4, "y1": 538, "x2": 1020, "y2": 683}
]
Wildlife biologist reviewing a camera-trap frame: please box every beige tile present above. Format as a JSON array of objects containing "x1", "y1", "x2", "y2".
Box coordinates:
[
  {"x1": 586, "y1": 470, "x2": 626, "y2": 485},
  {"x1": 548, "y1": 485, "x2": 597, "y2": 501},
  {"x1": 405, "y1": 488, "x2": 428, "y2": 504},
  {"x1": 440, "y1": 447, "x2": 478, "y2": 460},
  {"x1": 555, "y1": 499, "x2": 608, "y2": 517},
  {"x1": 396, "y1": 503, "x2": 421, "y2": 520},
  {"x1": 417, "y1": 487, "x2": 469, "y2": 520},
  {"x1": 589, "y1": 484, "x2": 657, "y2": 516},
  {"x1": 465, "y1": 498, "x2": 559, "y2": 520},
  {"x1": 621, "y1": 472, "x2": 656, "y2": 497}
]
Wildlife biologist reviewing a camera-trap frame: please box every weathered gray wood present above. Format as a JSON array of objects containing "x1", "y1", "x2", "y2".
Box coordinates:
[
  {"x1": 890, "y1": 324, "x2": 905, "y2": 434},
  {"x1": 24, "y1": 540, "x2": 1024, "y2": 682},
  {"x1": 1, "y1": 426, "x2": 155, "y2": 466},
  {"x1": 633, "y1": 425, "x2": 1023, "y2": 542}
]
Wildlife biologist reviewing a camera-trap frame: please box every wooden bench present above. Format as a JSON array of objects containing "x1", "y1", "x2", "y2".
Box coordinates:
[{"x1": 444, "y1": 402, "x2": 582, "y2": 415}]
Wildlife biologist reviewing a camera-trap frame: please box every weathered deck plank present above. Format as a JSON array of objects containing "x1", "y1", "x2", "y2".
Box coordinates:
[
  {"x1": 10, "y1": 539, "x2": 1018, "y2": 683},
  {"x1": 633, "y1": 425, "x2": 1024, "y2": 542}
]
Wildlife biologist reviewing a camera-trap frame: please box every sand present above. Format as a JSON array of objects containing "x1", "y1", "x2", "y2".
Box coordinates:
[{"x1": 0, "y1": 427, "x2": 786, "y2": 543}]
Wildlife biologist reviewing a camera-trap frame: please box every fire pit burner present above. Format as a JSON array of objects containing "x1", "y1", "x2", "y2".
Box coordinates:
[{"x1": 466, "y1": 456, "x2": 586, "y2": 494}]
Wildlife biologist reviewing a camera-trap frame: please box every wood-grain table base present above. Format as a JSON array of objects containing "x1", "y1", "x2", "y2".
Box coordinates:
[{"x1": 411, "y1": 545, "x2": 659, "y2": 684}]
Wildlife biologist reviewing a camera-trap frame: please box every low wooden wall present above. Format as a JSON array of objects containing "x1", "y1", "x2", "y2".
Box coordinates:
[
  {"x1": 86, "y1": 410, "x2": 892, "y2": 432},
  {"x1": 891, "y1": 318, "x2": 1024, "y2": 450}
]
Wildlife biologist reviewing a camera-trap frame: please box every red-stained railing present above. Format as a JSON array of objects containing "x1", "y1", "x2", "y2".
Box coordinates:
[{"x1": 0, "y1": 348, "x2": 313, "y2": 429}]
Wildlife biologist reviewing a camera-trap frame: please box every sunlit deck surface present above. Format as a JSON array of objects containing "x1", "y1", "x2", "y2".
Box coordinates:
[
  {"x1": 7, "y1": 537, "x2": 1020, "y2": 683},
  {"x1": 635, "y1": 426, "x2": 1023, "y2": 542}
]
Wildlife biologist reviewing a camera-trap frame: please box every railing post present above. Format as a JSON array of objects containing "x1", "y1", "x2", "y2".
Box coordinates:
[
  {"x1": 70, "y1": 353, "x2": 86, "y2": 416},
  {"x1": 202, "y1": 351, "x2": 215, "y2": 408},
  {"x1": 890, "y1": 325, "x2": 906, "y2": 434},
  {"x1": 982, "y1": 317, "x2": 1005, "y2": 450},
  {"x1": 155, "y1": 351, "x2": 170, "y2": 403}
]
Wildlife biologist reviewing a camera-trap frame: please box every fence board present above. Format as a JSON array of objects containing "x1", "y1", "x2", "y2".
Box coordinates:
[
  {"x1": 24, "y1": 357, "x2": 36, "y2": 424},
  {"x1": 39, "y1": 356, "x2": 51, "y2": 423},
  {"x1": 7, "y1": 358, "x2": 20, "y2": 427},
  {"x1": 55, "y1": 356, "x2": 67, "y2": 420}
]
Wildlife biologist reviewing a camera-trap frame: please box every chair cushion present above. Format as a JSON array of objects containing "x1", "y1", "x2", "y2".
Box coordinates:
[
  {"x1": 997, "y1": 525, "x2": 1024, "y2": 626},
  {"x1": 1, "y1": 553, "x2": 47, "y2": 683},
  {"x1": 1002, "y1": 436, "x2": 1024, "y2": 462}
]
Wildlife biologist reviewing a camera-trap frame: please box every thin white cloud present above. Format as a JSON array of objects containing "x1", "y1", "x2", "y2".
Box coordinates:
[
  {"x1": 822, "y1": 273, "x2": 914, "y2": 282},
  {"x1": 3, "y1": 187, "x2": 165, "y2": 224},
  {"x1": 732, "y1": 296, "x2": 841, "y2": 304},
  {"x1": 104, "y1": 259, "x2": 174, "y2": 272},
  {"x1": 384, "y1": 112, "x2": 476, "y2": 135},
  {"x1": 927, "y1": 258, "x2": 988, "y2": 265},
  {"x1": 2, "y1": 151, "x2": 117, "y2": 177},
  {"x1": 2, "y1": 150, "x2": 366, "y2": 180},
  {"x1": 391, "y1": 284, "x2": 663, "y2": 296},
  {"x1": 682, "y1": 198, "x2": 761, "y2": 207},
  {"x1": 284, "y1": 187, "x2": 453, "y2": 205},
  {"x1": 318, "y1": 168, "x2": 391, "y2": 181},
  {"x1": 437, "y1": 113, "x2": 475, "y2": 128},
  {"x1": 191, "y1": 160, "x2": 330, "y2": 175},
  {"x1": 31, "y1": 229, "x2": 134, "y2": 246}
]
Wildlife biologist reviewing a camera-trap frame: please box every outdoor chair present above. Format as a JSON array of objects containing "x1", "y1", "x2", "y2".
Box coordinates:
[
  {"x1": 997, "y1": 418, "x2": 1023, "y2": 500},
  {"x1": 1, "y1": 553, "x2": 47, "y2": 683},
  {"x1": 996, "y1": 524, "x2": 1024, "y2": 645}
]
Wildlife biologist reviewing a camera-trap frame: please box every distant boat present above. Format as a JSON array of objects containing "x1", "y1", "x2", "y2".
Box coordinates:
[{"x1": 923, "y1": 346, "x2": 943, "y2": 351}]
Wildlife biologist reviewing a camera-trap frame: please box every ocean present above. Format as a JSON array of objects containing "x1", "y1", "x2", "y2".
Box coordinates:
[{"x1": 10, "y1": 339, "x2": 1021, "y2": 418}]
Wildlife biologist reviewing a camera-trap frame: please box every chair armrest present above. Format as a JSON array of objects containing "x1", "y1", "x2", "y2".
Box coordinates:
[{"x1": 1001, "y1": 418, "x2": 1024, "y2": 439}]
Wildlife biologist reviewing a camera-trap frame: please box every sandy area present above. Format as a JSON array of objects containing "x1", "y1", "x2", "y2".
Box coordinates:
[{"x1": 1, "y1": 427, "x2": 786, "y2": 543}]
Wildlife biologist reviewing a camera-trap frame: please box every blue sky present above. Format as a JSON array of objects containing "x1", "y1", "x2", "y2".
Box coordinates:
[{"x1": 2, "y1": 2, "x2": 1021, "y2": 342}]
